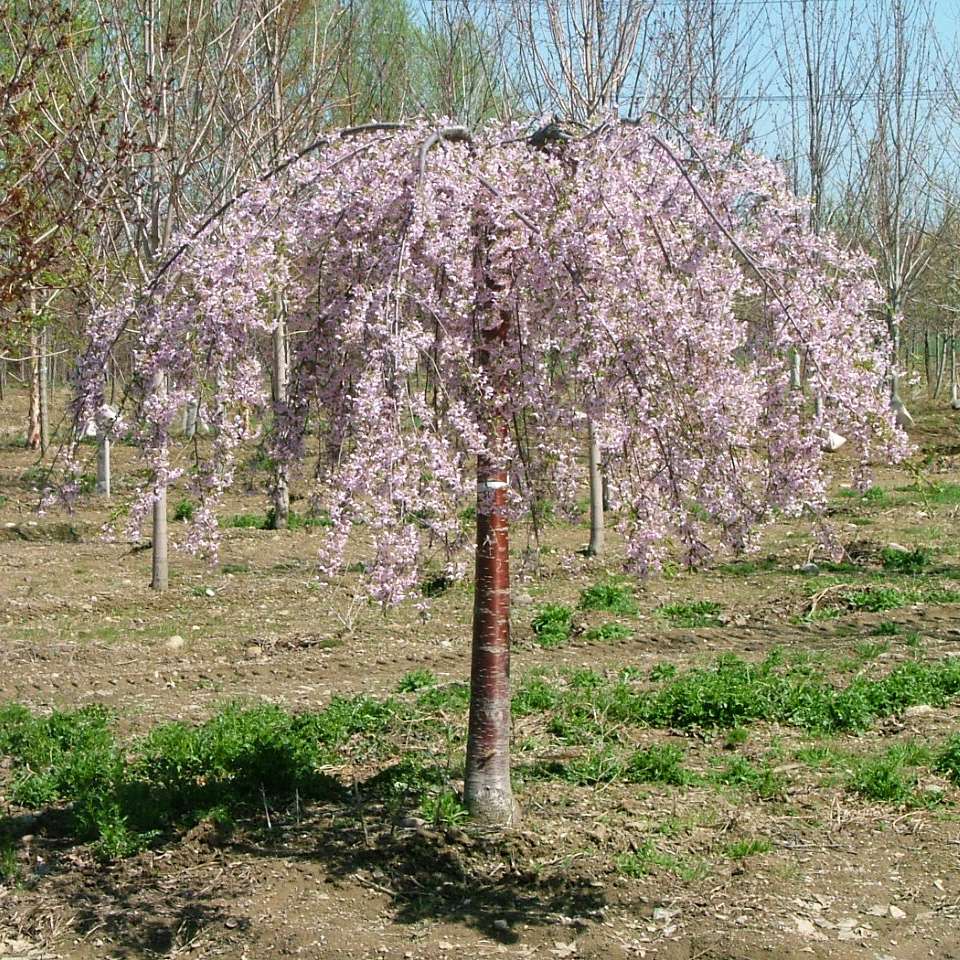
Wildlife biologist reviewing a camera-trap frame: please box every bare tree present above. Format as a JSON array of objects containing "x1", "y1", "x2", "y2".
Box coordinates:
[
  {"x1": 847, "y1": 0, "x2": 946, "y2": 421},
  {"x1": 500, "y1": 0, "x2": 650, "y2": 121},
  {"x1": 631, "y1": 0, "x2": 769, "y2": 143}
]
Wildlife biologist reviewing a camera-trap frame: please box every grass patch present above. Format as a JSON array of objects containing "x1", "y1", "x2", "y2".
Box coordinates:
[
  {"x1": 715, "y1": 557, "x2": 778, "y2": 576},
  {"x1": 578, "y1": 579, "x2": 637, "y2": 616},
  {"x1": 0, "y1": 698, "x2": 398, "y2": 859},
  {"x1": 583, "y1": 622, "x2": 633, "y2": 643},
  {"x1": 805, "y1": 582, "x2": 960, "y2": 621},
  {"x1": 417, "y1": 683, "x2": 470, "y2": 713},
  {"x1": 709, "y1": 756, "x2": 784, "y2": 800},
  {"x1": 847, "y1": 741, "x2": 939, "y2": 806},
  {"x1": 221, "y1": 509, "x2": 332, "y2": 531},
  {"x1": 625, "y1": 744, "x2": 693, "y2": 786},
  {"x1": 616, "y1": 841, "x2": 707, "y2": 881},
  {"x1": 723, "y1": 837, "x2": 771, "y2": 859},
  {"x1": 419, "y1": 788, "x2": 468, "y2": 826},
  {"x1": 881, "y1": 546, "x2": 930, "y2": 574},
  {"x1": 531, "y1": 604, "x2": 574, "y2": 648},
  {"x1": 934, "y1": 734, "x2": 960, "y2": 784},
  {"x1": 397, "y1": 669, "x2": 438, "y2": 693},
  {"x1": 839, "y1": 485, "x2": 888, "y2": 505},
  {"x1": 557, "y1": 653, "x2": 960, "y2": 734},
  {"x1": 896, "y1": 482, "x2": 960, "y2": 505},
  {"x1": 174, "y1": 498, "x2": 195, "y2": 522},
  {"x1": 657, "y1": 600, "x2": 724, "y2": 628}
]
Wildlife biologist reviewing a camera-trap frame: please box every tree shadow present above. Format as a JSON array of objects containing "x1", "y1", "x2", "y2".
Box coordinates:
[
  {"x1": 2, "y1": 779, "x2": 607, "y2": 955},
  {"x1": 232, "y1": 803, "x2": 607, "y2": 942}
]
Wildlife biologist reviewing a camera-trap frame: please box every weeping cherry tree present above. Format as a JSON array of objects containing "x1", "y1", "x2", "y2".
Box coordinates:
[{"x1": 69, "y1": 119, "x2": 908, "y2": 826}]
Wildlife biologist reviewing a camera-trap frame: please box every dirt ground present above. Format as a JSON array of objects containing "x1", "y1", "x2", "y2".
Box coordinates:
[{"x1": 1, "y1": 388, "x2": 960, "y2": 960}]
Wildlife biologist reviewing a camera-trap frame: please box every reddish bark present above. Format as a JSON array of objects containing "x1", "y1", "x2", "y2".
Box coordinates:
[{"x1": 464, "y1": 228, "x2": 518, "y2": 825}]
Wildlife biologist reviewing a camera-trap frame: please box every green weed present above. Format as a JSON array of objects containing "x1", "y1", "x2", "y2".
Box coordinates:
[
  {"x1": 583, "y1": 622, "x2": 633, "y2": 643},
  {"x1": 578, "y1": 579, "x2": 638, "y2": 616},
  {"x1": 625, "y1": 744, "x2": 693, "y2": 786},
  {"x1": 896, "y1": 482, "x2": 960, "y2": 505},
  {"x1": 854, "y1": 640, "x2": 889, "y2": 661},
  {"x1": 531, "y1": 604, "x2": 574, "y2": 648},
  {"x1": 657, "y1": 600, "x2": 724, "y2": 628},
  {"x1": 417, "y1": 683, "x2": 470, "y2": 713},
  {"x1": 715, "y1": 558, "x2": 778, "y2": 576},
  {"x1": 420, "y1": 788, "x2": 468, "y2": 826},
  {"x1": 881, "y1": 546, "x2": 930, "y2": 574},
  {"x1": 512, "y1": 674, "x2": 561, "y2": 717},
  {"x1": 0, "y1": 840, "x2": 19, "y2": 883},
  {"x1": 934, "y1": 735, "x2": 960, "y2": 784},
  {"x1": 847, "y1": 753, "x2": 916, "y2": 803},
  {"x1": 397, "y1": 669, "x2": 438, "y2": 693},
  {"x1": 174, "y1": 499, "x2": 195, "y2": 522},
  {"x1": 723, "y1": 837, "x2": 771, "y2": 859},
  {"x1": 710, "y1": 756, "x2": 784, "y2": 800},
  {"x1": 616, "y1": 841, "x2": 707, "y2": 881}
]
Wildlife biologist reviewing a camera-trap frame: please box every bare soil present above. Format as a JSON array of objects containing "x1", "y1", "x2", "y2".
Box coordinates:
[{"x1": 2, "y1": 389, "x2": 960, "y2": 960}]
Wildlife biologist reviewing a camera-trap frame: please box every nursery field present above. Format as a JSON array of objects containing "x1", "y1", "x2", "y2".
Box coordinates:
[{"x1": 2, "y1": 390, "x2": 960, "y2": 960}]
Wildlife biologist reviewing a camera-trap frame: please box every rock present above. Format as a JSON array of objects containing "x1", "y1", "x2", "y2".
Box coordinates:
[
  {"x1": 399, "y1": 815, "x2": 427, "y2": 830},
  {"x1": 823, "y1": 431, "x2": 847, "y2": 452},
  {"x1": 204, "y1": 587, "x2": 215, "y2": 597},
  {"x1": 889, "y1": 905, "x2": 907, "y2": 919},
  {"x1": 165, "y1": 635, "x2": 185, "y2": 651},
  {"x1": 799, "y1": 562, "x2": 819, "y2": 575}
]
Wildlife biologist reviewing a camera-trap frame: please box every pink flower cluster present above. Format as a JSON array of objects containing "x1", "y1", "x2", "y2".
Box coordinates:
[{"x1": 71, "y1": 120, "x2": 908, "y2": 592}]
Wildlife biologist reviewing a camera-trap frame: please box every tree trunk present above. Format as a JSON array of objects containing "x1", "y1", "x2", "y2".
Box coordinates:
[
  {"x1": 27, "y1": 328, "x2": 41, "y2": 450},
  {"x1": 464, "y1": 232, "x2": 517, "y2": 827},
  {"x1": 790, "y1": 347, "x2": 802, "y2": 390},
  {"x1": 38, "y1": 324, "x2": 49, "y2": 454},
  {"x1": 464, "y1": 456, "x2": 517, "y2": 826},
  {"x1": 96, "y1": 434, "x2": 111, "y2": 496},
  {"x1": 151, "y1": 371, "x2": 169, "y2": 591},
  {"x1": 933, "y1": 332, "x2": 947, "y2": 399},
  {"x1": 586, "y1": 419, "x2": 604, "y2": 556},
  {"x1": 184, "y1": 398, "x2": 199, "y2": 438},
  {"x1": 270, "y1": 310, "x2": 290, "y2": 529},
  {"x1": 951, "y1": 336, "x2": 959, "y2": 409}
]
